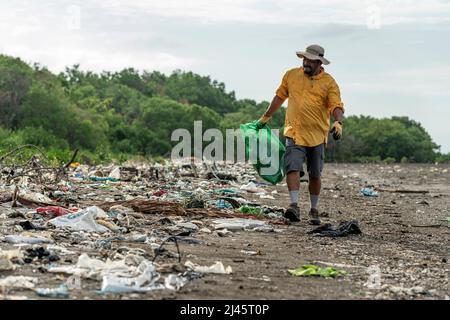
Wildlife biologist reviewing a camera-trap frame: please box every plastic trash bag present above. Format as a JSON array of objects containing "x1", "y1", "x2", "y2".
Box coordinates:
[
  {"x1": 307, "y1": 220, "x2": 362, "y2": 237},
  {"x1": 360, "y1": 188, "x2": 378, "y2": 197},
  {"x1": 35, "y1": 284, "x2": 70, "y2": 298},
  {"x1": 184, "y1": 260, "x2": 232, "y2": 274},
  {"x1": 49, "y1": 206, "x2": 109, "y2": 233},
  {"x1": 288, "y1": 265, "x2": 346, "y2": 278},
  {"x1": 240, "y1": 120, "x2": 285, "y2": 185}
]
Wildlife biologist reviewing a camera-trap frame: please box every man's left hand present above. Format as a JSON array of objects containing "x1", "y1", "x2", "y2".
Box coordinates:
[{"x1": 330, "y1": 121, "x2": 343, "y2": 140}]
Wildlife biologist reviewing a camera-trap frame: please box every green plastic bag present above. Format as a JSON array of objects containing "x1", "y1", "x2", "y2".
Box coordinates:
[
  {"x1": 240, "y1": 120, "x2": 285, "y2": 185},
  {"x1": 288, "y1": 265, "x2": 347, "y2": 278}
]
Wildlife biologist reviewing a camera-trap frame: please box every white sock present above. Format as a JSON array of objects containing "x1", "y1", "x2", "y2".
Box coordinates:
[
  {"x1": 310, "y1": 194, "x2": 319, "y2": 209},
  {"x1": 289, "y1": 190, "x2": 299, "y2": 204}
]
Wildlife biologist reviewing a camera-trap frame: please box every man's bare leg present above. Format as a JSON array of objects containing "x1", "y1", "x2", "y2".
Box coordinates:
[
  {"x1": 285, "y1": 171, "x2": 301, "y2": 221},
  {"x1": 308, "y1": 177, "x2": 321, "y2": 224}
]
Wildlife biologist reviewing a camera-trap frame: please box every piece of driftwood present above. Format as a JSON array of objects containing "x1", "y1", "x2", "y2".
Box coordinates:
[{"x1": 375, "y1": 187, "x2": 429, "y2": 194}]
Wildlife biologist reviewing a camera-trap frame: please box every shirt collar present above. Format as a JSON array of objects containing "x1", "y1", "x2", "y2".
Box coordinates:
[{"x1": 300, "y1": 67, "x2": 325, "y2": 80}]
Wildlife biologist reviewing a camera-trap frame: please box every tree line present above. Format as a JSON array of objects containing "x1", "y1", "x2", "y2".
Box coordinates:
[{"x1": 0, "y1": 54, "x2": 448, "y2": 164}]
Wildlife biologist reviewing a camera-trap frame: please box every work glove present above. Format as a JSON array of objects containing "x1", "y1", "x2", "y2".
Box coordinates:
[
  {"x1": 330, "y1": 121, "x2": 343, "y2": 140},
  {"x1": 255, "y1": 115, "x2": 271, "y2": 129}
]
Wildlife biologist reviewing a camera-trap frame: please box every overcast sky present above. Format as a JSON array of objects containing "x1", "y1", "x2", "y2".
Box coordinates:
[{"x1": 1, "y1": 0, "x2": 449, "y2": 152}]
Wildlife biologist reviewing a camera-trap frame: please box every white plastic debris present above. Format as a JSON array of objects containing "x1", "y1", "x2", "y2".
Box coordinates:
[
  {"x1": 100, "y1": 262, "x2": 164, "y2": 293},
  {"x1": 109, "y1": 167, "x2": 121, "y2": 180},
  {"x1": 177, "y1": 222, "x2": 199, "y2": 231},
  {"x1": 239, "y1": 182, "x2": 265, "y2": 194},
  {"x1": 259, "y1": 194, "x2": 275, "y2": 199},
  {"x1": 4, "y1": 235, "x2": 53, "y2": 244},
  {"x1": 164, "y1": 274, "x2": 189, "y2": 291},
  {"x1": 128, "y1": 234, "x2": 147, "y2": 243},
  {"x1": 49, "y1": 206, "x2": 109, "y2": 233},
  {"x1": 17, "y1": 190, "x2": 54, "y2": 204},
  {"x1": 48, "y1": 253, "x2": 134, "y2": 280},
  {"x1": 0, "y1": 249, "x2": 22, "y2": 270},
  {"x1": 185, "y1": 260, "x2": 232, "y2": 274},
  {"x1": 46, "y1": 245, "x2": 75, "y2": 256},
  {"x1": 35, "y1": 284, "x2": 70, "y2": 298},
  {"x1": 216, "y1": 229, "x2": 232, "y2": 237},
  {"x1": 199, "y1": 227, "x2": 212, "y2": 234},
  {"x1": 212, "y1": 218, "x2": 268, "y2": 232},
  {"x1": 0, "y1": 276, "x2": 38, "y2": 290}
]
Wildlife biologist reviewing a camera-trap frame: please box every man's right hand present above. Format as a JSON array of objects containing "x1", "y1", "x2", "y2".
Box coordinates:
[{"x1": 256, "y1": 115, "x2": 271, "y2": 129}]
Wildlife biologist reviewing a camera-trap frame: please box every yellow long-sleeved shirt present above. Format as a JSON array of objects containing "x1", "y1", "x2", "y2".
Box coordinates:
[{"x1": 276, "y1": 67, "x2": 344, "y2": 147}]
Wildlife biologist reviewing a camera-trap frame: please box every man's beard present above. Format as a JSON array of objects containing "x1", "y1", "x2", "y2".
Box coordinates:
[{"x1": 304, "y1": 66, "x2": 313, "y2": 75}]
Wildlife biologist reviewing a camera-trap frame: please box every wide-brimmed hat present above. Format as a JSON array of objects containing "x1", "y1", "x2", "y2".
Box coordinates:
[{"x1": 296, "y1": 44, "x2": 330, "y2": 65}]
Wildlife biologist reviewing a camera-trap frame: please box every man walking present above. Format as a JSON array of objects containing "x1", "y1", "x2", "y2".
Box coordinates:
[{"x1": 258, "y1": 44, "x2": 344, "y2": 225}]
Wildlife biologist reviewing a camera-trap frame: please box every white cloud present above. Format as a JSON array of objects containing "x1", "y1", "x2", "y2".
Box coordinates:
[
  {"x1": 344, "y1": 65, "x2": 450, "y2": 97},
  {"x1": 1, "y1": 42, "x2": 198, "y2": 73},
  {"x1": 91, "y1": 0, "x2": 450, "y2": 25}
]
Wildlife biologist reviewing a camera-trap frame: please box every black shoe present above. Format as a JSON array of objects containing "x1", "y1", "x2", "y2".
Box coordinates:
[
  {"x1": 284, "y1": 203, "x2": 300, "y2": 222},
  {"x1": 309, "y1": 208, "x2": 321, "y2": 225}
]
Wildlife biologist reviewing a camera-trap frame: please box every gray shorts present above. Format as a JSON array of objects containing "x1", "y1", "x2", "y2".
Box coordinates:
[{"x1": 284, "y1": 138, "x2": 324, "y2": 178}]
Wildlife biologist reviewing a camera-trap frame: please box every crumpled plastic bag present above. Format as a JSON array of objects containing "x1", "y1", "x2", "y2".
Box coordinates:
[
  {"x1": 185, "y1": 260, "x2": 232, "y2": 274},
  {"x1": 49, "y1": 206, "x2": 109, "y2": 233},
  {"x1": 101, "y1": 262, "x2": 164, "y2": 293},
  {"x1": 4, "y1": 234, "x2": 53, "y2": 245},
  {"x1": 360, "y1": 188, "x2": 378, "y2": 197},
  {"x1": 0, "y1": 249, "x2": 22, "y2": 271},
  {"x1": 240, "y1": 120, "x2": 285, "y2": 185},
  {"x1": 48, "y1": 253, "x2": 136, "y2": 280},
  {"x1": 0, "y1": 276, "x2": 38, "y2": 289},
  {"x1": 307, "y1": 220, "x2": 362, "y2": 237},
  {"x1": 35, "y1": 284, "x2": 70, "y2": 298},
  {"x1": 212, "y1": 218, "x2": 268, "y2": 232},
  {"x1": 108, "y1": 167, "x2": 121, "y2": 180}
]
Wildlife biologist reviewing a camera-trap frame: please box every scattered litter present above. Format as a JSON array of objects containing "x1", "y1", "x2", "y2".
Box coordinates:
[
  {"x1": 4, "y1": 234, "x2": 53, "y2": 244},
  {"x1": 288, "y1": 265, "x2": 346, "y2": 278},
  {"x1": 48, "y1": 254, "x2": 144, "y2": 280},
  {"x1": 89, "y1": 176, "x2": 118, "y2": 182},
  {"x1": 248, "y1": 275, "x2": 271, "y2": 282},
  {"x1": 241, "y1": 250, "x2": 261, "y2": 256},
  {"x1": 49, "y1": 206, "x2": 109, "y2": 233},
  {"x1": 259, "y1": 194, "x2": 275, "y2": 199},
  {"x1": 177, "y1": 222, "x2": 199, "y2": 231},
  {"x1": 360, "y1": 188, "x2": 378, "y2": 197},
  {"x1": 240, "y1": 182, "x2": 266, "y2": 194},
  {"x1": 0, "y1": 276, "x2": 38, "y2": 290},
  {"x1": 0, "y1": 249, "x2": 22, "y2": 270},
  {"x1": 18, "y1": 220, "x2": 46, "y2": 231},
  {"x1": 215, "y1": 199, "x2": 233, "y2": 209},
  {"x1": 199, "y1": 227, "x2": 212, "y2": 234},
  {"x1": 35, "y1": 284, "x2": 70, "y2": 298},
  {"x1": 308, "y1": 220, "x2": 362, "y2": 237},
  {"x1": 36, "y1": 206, "x2": 73, "y2": 217},
  {"x1": 109, "y1": 167, "x2": 121, "y2": 180},
  {"x1": 100, "y1": 262, "x2": 164, "y2": 293},
  {"x1": 164, "y1": 274, "x2": 189, "y2": 291},
  {"x1": 239, "y1": 206, "x2": 262, "y2": 215},
  {"x1": 216, "y1": 229, "x2": 232, "y2": 237},
  {"x1": 24, "y1": 247, "x2": 59, "y2": 263},
  {"x1": 212, "y1": 218, "x2": 268, "y2": 232},
  {"x1": 185, "y1": 260, "x2": 232, "y2": 274}
]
